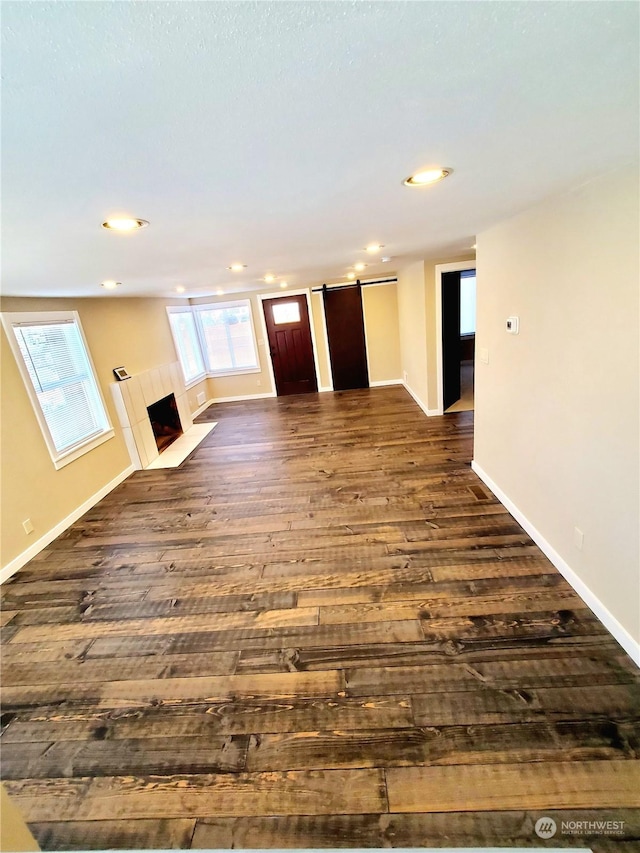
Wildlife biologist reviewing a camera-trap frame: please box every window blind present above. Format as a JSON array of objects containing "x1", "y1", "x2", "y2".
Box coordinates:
[{"x1": 13, "y1": 319, "x2": 109, "y2": 454}]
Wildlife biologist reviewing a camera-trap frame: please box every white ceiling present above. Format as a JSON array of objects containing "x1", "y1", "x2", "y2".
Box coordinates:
[{"x1": 2, "y1": 1, "x2": 638, "y2": 298}]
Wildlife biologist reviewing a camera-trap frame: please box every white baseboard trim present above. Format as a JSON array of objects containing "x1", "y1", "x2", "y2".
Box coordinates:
[
  {"x1": 318, "y1": 385, "x2": 334, "y2": 393},
  {"x1": 471, "y1": 460, "x2": 640, "y2": 665},
  {"x1": 402, "y1": 381, "x2": 441, "y2": 418},
  {"x1": 191, "y1": 398, "x2": 214, "y2": 418},
  {"x1": 370, "y1": 379, "x2": 403, "y2": 387},
  {"x1": 208, "y1": 391, "x2": 277, "y2": 404},
  {"x1": 0, "y1": 465, "x2": 136, "y2": 585}
]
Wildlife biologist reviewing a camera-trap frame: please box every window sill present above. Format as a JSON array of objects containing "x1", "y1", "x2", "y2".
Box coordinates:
[
  {"x1": 184, "y1": 374, "x2": 208, "y2": 391},
  {"x1": 52, "y1": 429, "x2": 115, "y2": 470},
  {"x1": 183, "y1": 368, "x2": 262, "y2": 388},
  {"x1": 209, "y1": 367, "x2": 261, "y2": 378}
]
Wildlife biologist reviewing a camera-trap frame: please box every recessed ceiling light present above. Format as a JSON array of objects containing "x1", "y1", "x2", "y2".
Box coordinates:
[
  {"x1": 176, "y1": 285, "x2": 186, "y2": 294},
  {"x1": 101, "y1": 218, "x2": 148, "y2": 231},
  {"x1": 381, "y1": 257, "x2": 391, "y2": 263},
  {"x1": 101, "y1": 280, "x2": 120, "y2": 290},
  {"x1": 216, "y1": 289, "x2": 225, "y2": 296},
  {"x1": 227, "y1": 264, "x2": 247, "y2": 272},
  {"x1": 347, "y1": 272, "x2": 356, "y2": 280},
  {"x1": 403, "y1": 167, "x2": 451, "y2": 187},
  {"x1": 280, "y1": 281, "x2": 288, "y2": 289},
  {"x1": 365, "y1": 243, "x2": 384, "y2": 253},
  {"x1": 264, "y1": 274, "x2": 276, "y2": 283},
  {"x1": 354, "y1": 263, "x2": 367, "y2": 272}
]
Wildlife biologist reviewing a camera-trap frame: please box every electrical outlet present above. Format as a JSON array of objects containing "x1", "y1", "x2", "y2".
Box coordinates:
[
  {"x1": 196, "y1": 391, "x2": 206, "y2": 406},
  {"x1": 479, "y1": 348, "x2": 489, "y2": 364},
  {"x1": 22, "y1": 518, "x2": 34, "y2": 535},
  {"x1": 574, "y1": 527, "x2": 584, "y2": 550},
  {"x1": 403, "y1": 371, "x2": 408, "y2": 383},
  {"x1": 257, "y1": 379, "x2": 262, "y2": 386}
]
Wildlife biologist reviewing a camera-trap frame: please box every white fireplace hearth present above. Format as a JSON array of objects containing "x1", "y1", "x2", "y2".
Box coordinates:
[{"x1": 110, "y1": 362, "x2": 193, "y2": 469}]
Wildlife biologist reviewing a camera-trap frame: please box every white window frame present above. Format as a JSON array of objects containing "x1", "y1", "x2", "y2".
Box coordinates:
[
  {"x1": 166, "y1": 305, "x2": 207, "y2": 388},
  {"x1": 1, "y1": 310, "x2": 114, "y2": 469},
  {"x1": 167, "y1": 299, "x2": 261, "y2": 384},
  {"x1": 193, "y1": 298, "x2": 261, "y2": 377}
]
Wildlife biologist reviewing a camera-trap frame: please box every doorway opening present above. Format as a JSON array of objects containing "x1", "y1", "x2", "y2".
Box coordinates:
[{"x1": 436, "y1": 263, "x2": 476, "y2": 414}]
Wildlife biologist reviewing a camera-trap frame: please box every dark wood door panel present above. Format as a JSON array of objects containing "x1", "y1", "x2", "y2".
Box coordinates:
[
  {"x1": 323, "y1": 285, "x2": 369, "y2": 391},
  {"x1": 263, "y1": 295, "x2": 317, "y2": 396}
]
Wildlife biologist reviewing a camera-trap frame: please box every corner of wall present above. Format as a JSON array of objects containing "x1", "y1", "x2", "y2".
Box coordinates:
[{"x1": 472, "y1": 460, "x2": 640, "y2": 666}]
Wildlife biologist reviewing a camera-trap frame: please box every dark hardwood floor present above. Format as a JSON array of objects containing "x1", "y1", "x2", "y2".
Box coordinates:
[{"x1": 1, "y1": 387, "x2": 639, "y2": 850}]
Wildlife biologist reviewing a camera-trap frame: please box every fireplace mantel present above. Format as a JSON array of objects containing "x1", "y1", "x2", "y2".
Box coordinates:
[{"x1": 110, "y1": 362, "x2": 193, "y2": 469}]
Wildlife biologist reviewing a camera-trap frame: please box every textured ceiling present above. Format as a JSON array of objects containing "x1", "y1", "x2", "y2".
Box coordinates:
[{"x1": 2, "y1": 1, "x2": 638, "y2": 298}]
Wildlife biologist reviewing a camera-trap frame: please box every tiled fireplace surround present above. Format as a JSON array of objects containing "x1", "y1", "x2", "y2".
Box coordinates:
[{"x1": 110, "y1": 362, "x2": 193, "y2": 469}]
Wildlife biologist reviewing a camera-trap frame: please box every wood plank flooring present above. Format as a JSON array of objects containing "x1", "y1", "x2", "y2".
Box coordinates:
[{"x1": 1, "y1": 387, "x2": 639, "y2": 850}]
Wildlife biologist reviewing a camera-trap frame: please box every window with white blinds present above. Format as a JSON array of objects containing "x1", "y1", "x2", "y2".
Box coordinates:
[{"x1": 2, "y1": 311, "x2": 113, "y2": 468}]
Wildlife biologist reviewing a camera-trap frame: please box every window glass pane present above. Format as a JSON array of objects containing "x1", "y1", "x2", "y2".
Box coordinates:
[
  {"x1": 460, "y1": 273, "x2": 476, "y2": 335},
  {"x1": 272, "y1": 301, "x2": 300, "y2": 324},
  {"x1": 169, "y1": 311, "x2": 205, "y2": 382},
  {"x1": 13, "y1": 320, "x2": 109, "y2": 454},
  {"x1": 197, "y1": 303, "x2": 258, "y2": 372}
]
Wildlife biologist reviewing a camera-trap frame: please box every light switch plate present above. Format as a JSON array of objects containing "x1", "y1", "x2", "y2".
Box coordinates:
[{"x1": 479, "y1": 347, "x2": 489, "y2": 364}]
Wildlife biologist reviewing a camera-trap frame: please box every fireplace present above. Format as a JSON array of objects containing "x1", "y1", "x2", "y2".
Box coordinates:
[
  {"x1": 110, "y1": 361, "x2": 193, "y2": 469},
  {"x1": 147, "y1": 393, "x2": 183, "y2": 453}
]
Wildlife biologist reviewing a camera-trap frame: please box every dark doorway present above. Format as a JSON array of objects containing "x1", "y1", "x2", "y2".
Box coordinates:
[
  {"x1": 323, "y1": 284, "x2": 369, "y2": 391},
  {"x1": 442, "y1": 268, "x2": 476, "y2": 413},
  {"x1": 442, "y1": 271, "x2": 462, "y2": 411},
  {"x1": 263, "y1": 295, "x2": 318, "y2": 396},
  {"x1": 147, "y1": 393, "x2": 183, "y2": 452}
]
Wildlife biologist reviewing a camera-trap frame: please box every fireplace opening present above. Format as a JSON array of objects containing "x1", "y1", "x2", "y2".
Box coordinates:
[{"x1": 147, "y1": 393, "x2": 183, "y2": 453}]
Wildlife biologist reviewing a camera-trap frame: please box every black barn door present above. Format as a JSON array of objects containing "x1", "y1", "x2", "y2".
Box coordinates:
[
  {"x1": 322, "y1": 285, "x2": 369, "y2": 391},
  {"x1": 442, "y1": 271, "x2": 461, "y2": 411}
]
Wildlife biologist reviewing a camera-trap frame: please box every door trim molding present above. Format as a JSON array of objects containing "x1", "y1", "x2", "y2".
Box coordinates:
[
  {"x1": 314, "y1": 291, "x2": 334, "y2": 391},
  {"x1": 435, "y1": 260, "x2": 476, "y2": 415},
  {"x1": 257, "y1": 289, "x2": 323, "y2": 396}
]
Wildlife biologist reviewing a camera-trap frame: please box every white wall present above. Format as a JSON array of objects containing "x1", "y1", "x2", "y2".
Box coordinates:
[{"x1": 473, "y1": 164, "x2": 640, "y2": 653}]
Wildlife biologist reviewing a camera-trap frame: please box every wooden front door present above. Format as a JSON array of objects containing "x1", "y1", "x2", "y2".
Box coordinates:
[
  {"x1": 263, "y1": 295, "x2": 318, "y2": 396},
  {"x1": 442, "y1": 270, "x2": 461, "y2": 411},
  {"x1": 322, "y1": 284, "x2": 369, "y2": 391}
]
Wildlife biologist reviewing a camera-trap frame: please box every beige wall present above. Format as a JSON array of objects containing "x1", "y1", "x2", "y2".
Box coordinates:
[
  {"x1": 362, "y1": 283, "x2": 401, "y2": 384},
  {"x1": 474, "y1": 164, "x2": 640, "y2": 645},
  {"x1": 0, "y1": 296, "x2": 206, "y2": 569},
  {"x1": 310, "y1": 291, "x2": 331, "y2": 389},
  {"x1": 397, "y1": 260, "x2": 429, "y2": 408}
]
